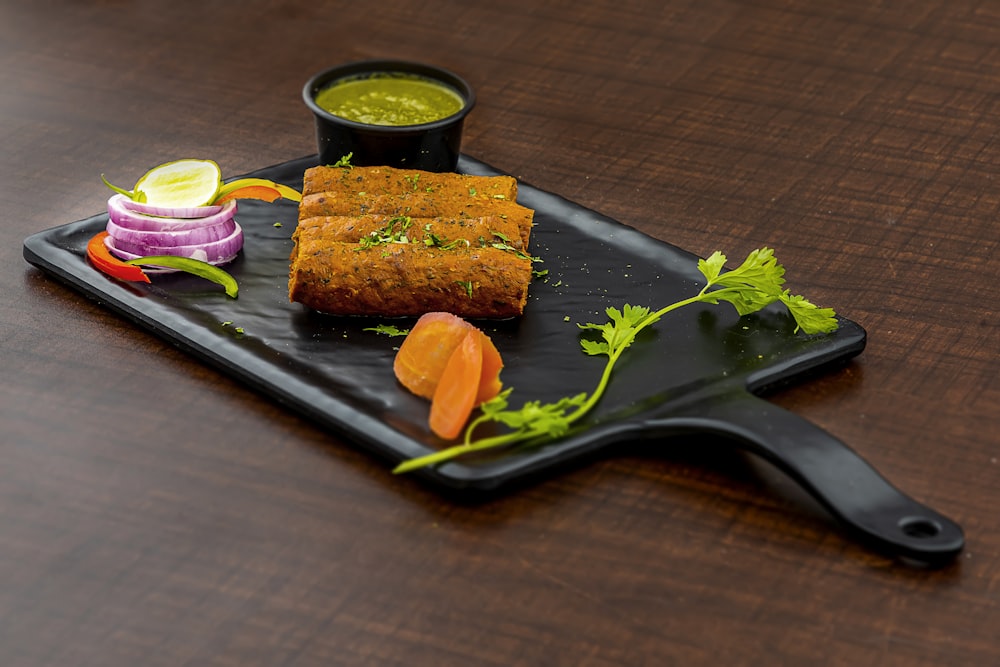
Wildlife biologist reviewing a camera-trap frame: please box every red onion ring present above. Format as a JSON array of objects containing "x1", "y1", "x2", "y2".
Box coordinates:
[
  {"x1": 106, "y1": 222, "x2": 244, "y2": 266},
  {"x1": 102, "y1": 234, "x2": 175, "y2": 274},
  {"x1": 118, "y1": 196, "x2": 225, "y2": 218},
  {"x1": 106, "y1": 216, "x2": 237, "y2": 247},
  {"x1": 107, "y1": 194, "x2": 237, "y2": 232}
]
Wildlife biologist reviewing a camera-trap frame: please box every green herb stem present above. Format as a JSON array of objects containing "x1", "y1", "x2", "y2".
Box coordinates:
[{"x1": 392, "y1": 248, "x2": 839, "y2": 474}]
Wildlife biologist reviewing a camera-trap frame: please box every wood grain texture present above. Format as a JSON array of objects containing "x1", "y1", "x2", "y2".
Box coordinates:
[{"x1": 2, "y1": 0, "x2": 998, "y2": 665}]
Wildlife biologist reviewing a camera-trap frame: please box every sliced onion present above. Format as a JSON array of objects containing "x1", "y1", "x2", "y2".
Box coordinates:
[
  {"x1": 108, "y1": 194, "x2": 236, "y2": 232},
  {"x1": 106, "y1": 216, "x2": 237, "y2": 247},
  {"x1": 118, "y1": 196, "x2": 225, "y2": 218},
  {"x1": 106, "y1": 222, "x2": 244, "y2": 266},
  {"x1": 102, "y1": 235, "x2": 171, "y2": 273}
]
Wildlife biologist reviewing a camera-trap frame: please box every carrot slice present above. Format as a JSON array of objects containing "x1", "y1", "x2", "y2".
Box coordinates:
[
  {"x1": 393, "y1": 312, "x2": 472, "y2": 399},
  {"x1": 429, "y1": 330, "x2": 483, "y2": 440},
  {"x1": 393, "y1": 311, "x2": 506, "y2": 439},
  {"x1": 476, "y1": 332, "x2": 504, "y2": 404}
]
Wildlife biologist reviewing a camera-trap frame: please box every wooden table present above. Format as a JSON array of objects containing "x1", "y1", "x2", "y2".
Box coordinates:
[{"x1": 4, "y1": 1, "x2": 998, "y2": 664}]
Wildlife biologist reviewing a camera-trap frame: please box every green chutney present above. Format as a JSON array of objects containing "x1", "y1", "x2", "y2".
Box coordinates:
[{"x1": 315, "y1": 73, "x2": 465, "y2": 126}]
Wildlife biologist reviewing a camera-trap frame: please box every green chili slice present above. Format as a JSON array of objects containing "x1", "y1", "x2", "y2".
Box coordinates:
[{"x1": 124, "y1": 256, "x2": 239, "y2": 298}]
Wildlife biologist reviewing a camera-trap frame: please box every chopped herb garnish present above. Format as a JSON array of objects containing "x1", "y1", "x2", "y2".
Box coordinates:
[
  {"x1": 357, "y1": 216, "x2": 413, "y2": 249},
  {"x1": 455, "y1": 280, "x2": 474, "y2": 298},
  {"x1": 332, "y1": 153, "x2": 353, "y2": 169},
  {"x1": 364, "y1": 324, "x2": 411, "y2": 337},
  {"x1": 355, "y1": 218, "x2": 473, "y2": 252},
  {"x1": 423, "y1": 224, "x2": 470, "y2": 250},
  {"x1": 488, "y1": 231, "x2": 540, "y2": 262}
]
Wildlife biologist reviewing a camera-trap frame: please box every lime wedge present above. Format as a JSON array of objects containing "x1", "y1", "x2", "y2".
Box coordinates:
[{"x1": 132, "y1": 159, "x2": 223, "y2": 208}]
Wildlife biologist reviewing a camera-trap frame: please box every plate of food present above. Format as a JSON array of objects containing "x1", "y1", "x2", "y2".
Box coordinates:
[{"x1": 22, "y1": 153, "x2": 963, "y2": 563}]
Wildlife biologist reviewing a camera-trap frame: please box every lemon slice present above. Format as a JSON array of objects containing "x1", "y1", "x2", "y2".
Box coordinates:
[{"x1": 133, "y1": 159, "x2": 222, "y2": 208}]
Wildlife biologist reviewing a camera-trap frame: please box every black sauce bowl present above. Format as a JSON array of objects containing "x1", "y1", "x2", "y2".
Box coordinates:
[{"x1": 303, "y1": 59, "x2": 476, "y2": 173}]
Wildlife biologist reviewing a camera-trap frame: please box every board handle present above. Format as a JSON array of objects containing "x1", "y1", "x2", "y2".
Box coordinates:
[{"x1": 641, "y1": 391, "x2": 964, "y2": 564}]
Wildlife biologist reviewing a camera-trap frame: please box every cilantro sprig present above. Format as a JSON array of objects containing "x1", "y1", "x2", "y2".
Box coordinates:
[{"x1": 393, "y1": 247, "x2": 838, "y2": 474}]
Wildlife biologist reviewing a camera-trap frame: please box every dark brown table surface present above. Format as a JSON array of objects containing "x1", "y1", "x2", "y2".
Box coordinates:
[{"x1": 4, "y1": 1, "x2": 999, "y2": 665}]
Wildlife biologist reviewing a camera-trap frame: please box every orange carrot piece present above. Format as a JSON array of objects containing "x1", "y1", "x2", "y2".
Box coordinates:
[
  {"x1": 393, "y1": 312, "x2": 473, "y2": 399},
  {"x1": 429, "y1": 330, "x2": 483, "y2": 440},
  {"x1": 475, "y1": 332, "x2": 504, "y2": 404},
  {"x1": 394, "y1": 311, "x2": 506, "y2": 439}
]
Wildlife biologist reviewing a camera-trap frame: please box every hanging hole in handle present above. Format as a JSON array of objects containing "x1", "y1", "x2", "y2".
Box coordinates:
[{"x1": 899, "y1": 516, "x2": 943, "y2": 539}]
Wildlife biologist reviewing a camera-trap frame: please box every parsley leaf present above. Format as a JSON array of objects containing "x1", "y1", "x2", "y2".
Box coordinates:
[{"x1": 578, "y1": 304, "x2": 658, "y2": 357}]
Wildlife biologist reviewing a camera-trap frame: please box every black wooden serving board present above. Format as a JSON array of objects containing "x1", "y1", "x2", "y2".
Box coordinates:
[{"x1": 22, "y1": 155, "x2": 963, "y2": 563}]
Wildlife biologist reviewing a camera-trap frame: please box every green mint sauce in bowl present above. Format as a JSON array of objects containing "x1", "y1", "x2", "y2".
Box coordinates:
[
  {"x1": 314, "y1": 74, "x2": 465, "y2": 127},
  {"x1": 304, "y1": 60, "x2": 475, "y2": 172}
]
